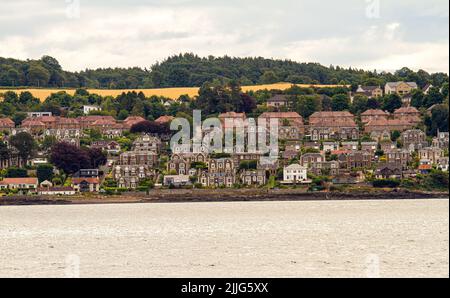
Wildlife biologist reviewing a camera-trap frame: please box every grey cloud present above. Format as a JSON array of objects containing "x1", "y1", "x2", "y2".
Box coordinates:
[{"x1": 0, "y1": 0, "x2": 447, "y2": 72}]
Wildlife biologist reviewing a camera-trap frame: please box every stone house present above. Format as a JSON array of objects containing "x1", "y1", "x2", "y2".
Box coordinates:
[
  {"x1": 267, "y1": 95, "x2": 288, "y2": 109},
  {"x1": 309, "y1": 111, "x2": 358, "y2": 141},
  {"x1": 361, "y1": 142, "x2": 378, "y2": 153},
  {"x1": 259, "y1": 112, "x2": 305, "y2": 140},
  {"x1": 401, "y1": 129, "x2": 428, "y2": 152},
  {"x1": 385, "y1": 148, "x2": 411, "y2": 169},
  {"x1": 393, "y1": 107, "x2": 421, "y2": 125},
  {"x1": 198, "y1": 158, "x2": 237, "y2": 188},
  {"x1": 132, "y1": 134, "x2": 162, "y2": 154},
  {"x1": 361, "y1": 109, "x2": 390, "y2": 124},
  {"x1": 365, "y1": 118, "x2": 415, "y2": 134},
  {"x1": 419, "y1": 147, "x2": 444, "y2": 164},
  {"x1": 338, "y1": 151, "x2": 372, "y2": 170},
  {"x1": 355, "y1": 86, "x2": 383, "y2": 99},
  {"x1": 323, "y1": 142, "x2": 339, "y2": 152},
  {"x1": 432, "y1": 131, "x2": 449, "y2": 150},
  {"x1": 375, "y1": 163, "x2": 403, "y2": 180},
  {"x1": 240, "y1": 169, "x2": 267, "y2": 186},
  {"x1": 72, "y1": 178, "x2": 100, "y2": 193}
]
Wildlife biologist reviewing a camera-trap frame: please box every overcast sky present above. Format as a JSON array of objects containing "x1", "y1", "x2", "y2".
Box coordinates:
[{"x1": 0, "y1": 0, "x2": 448, "y2": 73}]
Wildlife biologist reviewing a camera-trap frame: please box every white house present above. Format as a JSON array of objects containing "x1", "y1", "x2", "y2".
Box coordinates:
[
  {"x1": 83, "y1": 105, "x2": 102, "y2": 115},
  {"x1": 323, "y1": 142, "x2": 339, "y2": 152},
  {"x1": 38, "y1": 187, "x2": 76, "y2": 196},
  {"x1": 283, "y1": 164, "x2": 310, "y2": 184},
  {"x1": 0, "y1": 178, "x2": 39, "y2": 192},
  {"x1": 163, "y1": 175, "x2": 191, "y2": 187}
]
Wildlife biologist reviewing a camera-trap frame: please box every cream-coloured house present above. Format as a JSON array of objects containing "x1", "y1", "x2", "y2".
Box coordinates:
[{"x1": 385, "y1": 82, "x2": 418, "y2": 96}]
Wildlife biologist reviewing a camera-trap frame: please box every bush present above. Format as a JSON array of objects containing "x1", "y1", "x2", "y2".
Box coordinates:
[
  {"x1": 372, "y1": 179, "x2": 400, "y2": 188},
  {"x1": 422, "y1": 170, "x2": 449, "y2": 190},
  {"x1": 6, "y1": 167, "x2": 28, "y2": 178}
]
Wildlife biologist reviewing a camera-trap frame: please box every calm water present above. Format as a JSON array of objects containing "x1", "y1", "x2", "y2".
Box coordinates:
[{"x1": 0, "y1": 199, "x2": 448, "y2": 278}]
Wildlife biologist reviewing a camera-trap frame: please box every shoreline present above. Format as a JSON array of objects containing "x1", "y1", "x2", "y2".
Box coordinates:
[{"x1": 0, "y1": 189, "x2": 448, "y2": 206}]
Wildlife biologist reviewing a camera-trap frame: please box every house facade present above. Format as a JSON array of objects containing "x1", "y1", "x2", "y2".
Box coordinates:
[
  {"x1": 309, "y1": 111, "x2": 358, "y2": 141},
  {"x1": 283, "y1": 164, "x2": 308, "y2": 183},
  {"x1": 385, "y1": 82, "x2": 418, "y2": 96}
]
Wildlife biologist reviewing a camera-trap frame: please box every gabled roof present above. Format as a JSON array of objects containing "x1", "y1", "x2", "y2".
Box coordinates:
[
  {"x1": 0, "y1": 178, "x2": 38, "y2": 185},
  {"x1": 259, "y1": 112, "x2": 302, "y2": 119},
  {"x1": 218, "y1": 112, "x2": 246, "y2": 119},
  {"x1": 72, "y1": 177, "x2": 100, "y2": 184},
  {"x1": 267, "y1": 95, "x2": 288, "y2": 103},
  {"x1": 394, "y1": 107, "x2": 420, "y2": 114},
  {"x1": 155, "y1": 115, "x2": 175, "y2": 124},
  {"x1": 361, "y1": 109, "x2": 390, "y2": 116},
  {"x1": 0, "y1": 118, "x2": 15, "y2": 127},
  {"x1": 310, "y1": 111, "x2": 354, "y2": 118},
  {"x1": 386, "y1": 82, "x2": 418, "y2": 89},
  {"x1": 285, "y1": 164, "x2": 306, "y2": 170}
]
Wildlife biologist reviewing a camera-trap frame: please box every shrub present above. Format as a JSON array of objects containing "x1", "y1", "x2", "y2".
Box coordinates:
[{"x1": 372, "y1": 179, "x2": 400, "y2": 188}]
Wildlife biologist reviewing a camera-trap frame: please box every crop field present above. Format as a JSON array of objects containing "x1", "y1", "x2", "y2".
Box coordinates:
[{"x1": 0, "y1": 83, "x2": 346, "y2": 102}]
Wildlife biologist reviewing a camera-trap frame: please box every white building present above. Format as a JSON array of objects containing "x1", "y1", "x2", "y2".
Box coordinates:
[
  {"x1": 27, "y1": 112, "x2": 52, "y2": 118},
  {"x1": 283, "y1": 164, "x2": 310, "y2": 184},
  {"x1": 83, "y1": 105, "x2": 102, "y2": 115}
]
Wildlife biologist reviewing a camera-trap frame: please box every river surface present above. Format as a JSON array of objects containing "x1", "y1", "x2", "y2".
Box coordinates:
[{"x1": 0, "y1": 199, "x2": 448, "y2": 278}]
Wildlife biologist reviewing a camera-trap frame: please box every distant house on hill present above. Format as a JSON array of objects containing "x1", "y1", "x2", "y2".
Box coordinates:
[
  {"x1": 354, "y1": 85, "x2": 383, "y2": 98},
  {"x1": 83, "y1": 105, "x2": 101, "y2": 115},
  {"x1": 267, "y1": 95, "x2": 288, "y2": 109},
  {"x1": 385, "y1": 82, "x2": 418, "y2": 96}
]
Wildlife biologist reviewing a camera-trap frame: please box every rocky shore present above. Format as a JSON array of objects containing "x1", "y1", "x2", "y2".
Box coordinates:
[{"x1": 0, "y1": 188, "x2": 448, "y2": 206}]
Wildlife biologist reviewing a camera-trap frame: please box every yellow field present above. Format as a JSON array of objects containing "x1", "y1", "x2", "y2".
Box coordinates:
[{"x1": 0, "y1": 83, "x2": 347, "y2": 102}]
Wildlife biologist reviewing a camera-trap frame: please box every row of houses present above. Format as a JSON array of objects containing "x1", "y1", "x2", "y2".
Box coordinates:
[
  {"x1": 266, "y1": 81, "x2": 423, "y2": 109},
  {"x1": 216, "y1": 107, "x2": 422, "y2": 142},
  {"x1": 0, "y1": 177, "x2": 100, "y2": 195}
]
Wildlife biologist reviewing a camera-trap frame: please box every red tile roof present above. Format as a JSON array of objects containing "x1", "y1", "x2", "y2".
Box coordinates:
[
  {"x1": 0, "y1": 118, "x2": 15, "y2": 127},
  {"x1": 155, "y1": 116, "x2": 175, "y2": 124},
  {"x1": 0, "y1": 178, "x2": 38, "y2": 185},
  {"x1": 418, "y1": 164, "x2": 432, "y2": 170},
  {"x1": 259, "y1": 112, "x2": 302, "y2": 119},
  {"x1": 394, "y1": 107, "x2": 420, "y2": 114},
  {"x1": 72, "y1": 178, "x2": 100, "y2": 184},
  {"x1": 361, "y1": 109, "x2": 390, "y2": 116}
]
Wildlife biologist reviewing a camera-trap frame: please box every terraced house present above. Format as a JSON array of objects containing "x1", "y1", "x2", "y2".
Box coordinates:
[
  {"x1": 259, "y1": 112, "x2": 305, "y2": 140},
  {"x1": 113, "y1": 135, "x2": 161, "y2": 189},
  {"x1": 199, "y1": 158, "x2": 236, "y2": 188},
  {"x1": 401, "y1": 129, "x2": 428, "y2": 152},
  {"x1": 309, "y1": 111, "x2": 358, "y2": 141},
  {"x1": 0, "y1": 118, "x2": 15, "y2": 132}
]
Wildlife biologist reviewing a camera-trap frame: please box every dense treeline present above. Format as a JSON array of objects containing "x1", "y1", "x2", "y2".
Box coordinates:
[{"x1": 1, "y1": 53, "x2": 448, "y2": 89}]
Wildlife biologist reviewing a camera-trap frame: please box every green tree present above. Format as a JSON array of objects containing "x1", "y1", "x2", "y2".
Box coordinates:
[
  {"x1": 37, "y1": 164, "x2": 54, "y2": 183},
  {"x1": 260, "y1": 71, "x2": 279, "y2": 84},
  {"x1": 0, "y1": 141, "x2": 10, "y2": 163},
  {"x1": 27, "y1": 65, "x2": 50, "y2": 87},
  {"x1": 382, "y1": 94, "x2": 402, "y2": 113},
  {"x1": 350, "y1": 95, "x2": 368, "y2": 114},
  {"x1": 331, "y1": 94, "x2": 350, "y2": 111},
  {"x1": 9, "y1": 132, "x2": 37, "y2": 164},
  {"x1": 6, "y1": 167, "x2": 28, "y2": 178}
]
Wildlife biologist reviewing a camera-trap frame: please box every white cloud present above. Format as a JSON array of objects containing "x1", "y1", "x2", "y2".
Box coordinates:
[{"x1": 0, "y1": 0, "x2": 448, "y2": 73}]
